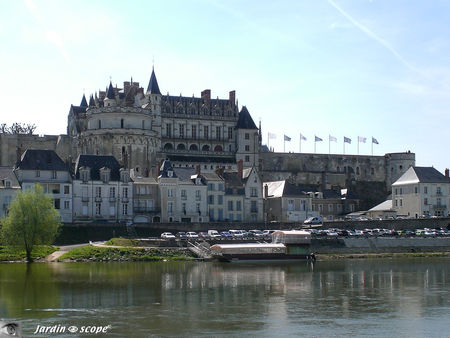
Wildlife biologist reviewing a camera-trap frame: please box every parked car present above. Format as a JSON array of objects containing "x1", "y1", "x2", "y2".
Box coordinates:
[
  {"x1": 198, "y1": 232, "x2": 211, "y2": 239},
  {"x1": 176, "y1": 232, "x2": 188, "y2": 239},
  {"x1": 208, "y1": 230, "x2": 222, "y2": 238},
  {"x1": 186, "y1": 232, "x2": 199, "y2": 239},
  {"x1": 249, "y1": 229, "x2": 265, "y2": 237},
  {"x1": 220, "y1": 231, "x2": 233, "y2": 238},
  {"x1": 161, "y1": 232, "x2": 176, "y2": 239},
  {"x1": 304, "y1": 217, "x2": 323, "y2": 225},
  {"x1": 229, "y1": 230, "x2": 245, "y2": 238}
]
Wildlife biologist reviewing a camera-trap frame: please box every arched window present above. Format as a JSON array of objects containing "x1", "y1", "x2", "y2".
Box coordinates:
[
  {"x1": 164, "y1": 143, "x2": 173, "y2": 150},
  {"x1": 177, "y1": 144, "x2": 185, "y2": 150},
  {"x1": 214, "y1": 145, "x2": 223, "y2": 152},
  {"x1": 202, "y1": 145, "x2": 210, "y2": 151},
  {"x1": 189, "y1": 144, "x2": 198, "y2": 151}
]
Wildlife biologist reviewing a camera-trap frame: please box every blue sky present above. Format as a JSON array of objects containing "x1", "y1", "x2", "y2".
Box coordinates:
[{"x1": 1, "y1": 0, "x2": 449, "y2": 172}]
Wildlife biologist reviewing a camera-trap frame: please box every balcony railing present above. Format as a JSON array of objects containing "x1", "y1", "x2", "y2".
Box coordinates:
[
  {"x1": 109, "y1": 197, "x2": 116, "y2": 202},
  {"x1": 122, "y1": 197, "x2": 129, "y2": 203},
  {"x1": 250, "y1": 208, "x2": 258, "y2": 213},
  {"x1": 133, "y1": 207, "x2": 160, "y2": 213},
  {"x1": 432, "y1": 204, "x2": 447, "y2": 210}
]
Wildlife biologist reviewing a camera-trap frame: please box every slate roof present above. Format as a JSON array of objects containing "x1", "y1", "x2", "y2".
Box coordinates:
[
  {"x1": 106, "y1": 81, "x2": 115, "y2": 99},
  {"x1": 392, "y1": 166, "x2": 450, "y2": 186},
  {"x1": 16, "y1": 150, "x2": 70, "y2": 171},
  {"x1": 159, "y1": 159, "x2": 177, "y2": 178},
  {"x1": 74, "y1": 154, "x2": 121, "y2": 181},
  {"x1": 80, "y1": 94, "x2": 88, "y2": 107},
  {"x1": 173, "y1": 167, "x2": 196, "y2": 182},
  {"x1": 147, "y1": 68, "x2": 161, "y2": 94},
  {"x1": 70, "y1": 105, "x2": 87, "y2": 116},
  {"x1": 368, "y1": 199, "x2": 393, "y2": 212},
  {"x1": 88, "y1": 94, "x2": 95, "y2": 107},
  {"x1": 236, "y1": 106, "x2": 257, "y2": 129}
]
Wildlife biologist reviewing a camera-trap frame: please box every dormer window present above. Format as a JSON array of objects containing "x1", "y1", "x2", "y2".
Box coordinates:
[
  {"x1": 167, "y1": 170, "x2": 173, "y2": 178},
  {"x1": 81, "y1": 168, "x2": 90, "y2": 182},
  {"x1": 101, "y1": 172, "x2": 109, "y2": 183},
  {"x1": 195, "y1": 178, "x2": 201, "y2": 185},
  {"x1": 100, "y1": 168, "x2": 111, "y2": 183},
  {"x1": 52, "y1": 171, "x2": 57, "y2": 179},
  {"x1": 5, "y1": 180, "x2": 11, "y2": 188},
  {"x1": 36, "y1": 170, "x2": 40, "y2": 177},
  {"x1": 120, "y1": 169, "x2": 129, "y2": 183}
]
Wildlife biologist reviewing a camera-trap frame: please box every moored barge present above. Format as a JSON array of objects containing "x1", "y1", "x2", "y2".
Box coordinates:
[{"x1": 210, "y1": 230, "x2": 314, "y2": 262}]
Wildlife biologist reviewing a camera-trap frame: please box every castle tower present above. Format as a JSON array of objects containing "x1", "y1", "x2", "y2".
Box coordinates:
[{"x1": 236, "y1": 106, "x2": 260, "y2": 168}]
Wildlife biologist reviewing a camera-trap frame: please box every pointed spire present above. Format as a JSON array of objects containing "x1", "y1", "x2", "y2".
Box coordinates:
[
  {"x1": 147, "y1": 67, "x2": 161, "y2": 94},
  {"x1": 88, "y1": 94, "x2": 95, "y2": 107},
  {"x1": 237, "y1": 106, "x2": 258, "y2": 130},
  {"x1": 80, "y1": 94, "x2": 88, "y2": 107},
  {"x1": 106, "y1": 81, "x2": 115, "y2": 99}
]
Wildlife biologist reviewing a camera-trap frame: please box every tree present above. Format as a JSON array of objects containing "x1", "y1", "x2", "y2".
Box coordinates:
[{"x1": 1, "y1": 184, "x2": 61, "y2": 262}]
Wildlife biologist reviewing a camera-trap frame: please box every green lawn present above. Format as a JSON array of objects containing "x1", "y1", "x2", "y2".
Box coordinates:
[{"x1": 0, "y1": 245, "x2": 58, "y2": 261}]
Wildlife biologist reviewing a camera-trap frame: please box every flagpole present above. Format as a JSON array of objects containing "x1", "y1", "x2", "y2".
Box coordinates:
[
  {"x1": 299, "y1": 135, "x2": 301, "y2": 153},
  {"x1": 371, "y1": 137, "x2": 373, "y2": 156},
  {"x1": 343, "y1": 139, "x2": 345, "y2": 155},
  {"x1": 267, "y1": 132, "x2": 269, "y2": 150},
  {"x1": 329, "y1": 136, "x2": 330, "y2": 154},
  {"x1": 284, "y1": 138, "x2": 285, "y2": 153},
  {"x1": 314, "y1": 138, "x2": 316, "y2": 153},
  {"x1": 357, "y1": 139, "x2": 359, "y2": 155}
]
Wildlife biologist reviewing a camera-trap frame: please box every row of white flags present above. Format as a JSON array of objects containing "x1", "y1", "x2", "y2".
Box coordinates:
[{"x1": 270, "y1": 133, "x2": 379, "y2": 144}]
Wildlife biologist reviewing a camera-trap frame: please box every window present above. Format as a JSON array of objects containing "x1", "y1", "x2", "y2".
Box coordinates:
[
  {"x1": 236, "y1": 213, "x2": 241, "y2": 221},
  {"x1": 245, "y1": 145, "x2": 250, "y2": 151},
  {"x1": 251, "y1": 188, "x2": 257, "y2": 197},
  {"x1": 54, "y1": 199, "x2": 60, "y2": 210},
  {"x1": 228, "y1": 127, "x2": 233, "y2": 140},
  {"x1": 64, "y1": 185, "x2": 70, "y2": 194},
  {"x1": 96, "y1": 187, "x2": 102, "y2": 198},
  {"x1": 196, "y1": 203, "x2": 200, "y2": 213},
  {"x1": 228, "y1": 200, "x2": 233, "y2": 211},
  {"x1": 437, "y1": 187, "x2": 442, "y2": 195},
  {"x1": 236, "y1": 201, "x2": 242, "y2": 211},
  {"x1": 96, "y1": 203, "x2": 101, "y2": 215},
  {"x1": 229, "y1": 214, "x2": 234, "y2": 221},
  {"x1": 251, "y1": 200, "x2": 257, "y2": 212},
  {"x1": 99, "y1": 120, "x2": 102, "y2": 129},
  {"x1": 64, "y1": 200, "x2": 70, "y2": 209},
  {"x1": 415, "y1": 187, "x2": 418, "y2": 194},
  {"x1": 328, "y1": 204, "x2": 333, "y2": 212},
  {"x1": 287, "y1": 200, "x2": 294, "y2": 211},
  {"x1": 101, "y1": 172, "x2": 109, "y2": 183},
  {"x1": 424, "y1": 186, "x2": 428, "y2": 194},
  {"x1": 216, "y1": 126, "x2": 221, "y2": 140},
  {"x1": 142, "y1": 120, "x2": 145, "y2": 129},
  {"x1": 208, "y1": 183, "x2": 215, "y2": 191},
  {"x1": 400, "y1": 199, "x2": 403, "y2": 207},
  {"x1": 123, "y1": 187, "x2": 128, "y2": 198},
  {"x1": 121, "y1": 119, "x2": 124, "y2": 128},
  {"x1": 218, "y1": 183, "x2": 224, "y2": 191},
  {"x1": 204, "y1": 126, "x2": 209, "y2": 139},
  {"x1": 168, "y1": 202, "x2": 173, "y2": 213},
  {"x1": 81, "y1": 170, "x2": 89, "y2": 182},
  {"x1": 356, "y1": 167, "x2": 360, "y2": 175},
  {"x1": 36, "y1": 170, "x2": 40, "y2": 177},
  {"x1": 110, "y1": 187, "x2": 116, "y2": 198},
  {"x1": 208, "y1": 195, "x2": 214, "y2": 204},
  {"x1": 110, "y1": 206, "x2": 115, "y2": 216},
  {"x1": 181, "y1": 190, "x2": 187, "y2": 199},
  {"x1": 245, "y1": 133, "x2": 249, "y2": 140},
  {"x1": 122, "y1": 203, "x2": 128, "y2": 215},
  {"x1": 52, "y1": 171, "x2": 57, "y2": 179},
  {"x1": 168, "y1": 189, "x2": 173, "y2": 198},
  {"x1": 218, "y1": 195, "x2": 223, "y2": 205},
  {"x1": 5, "y1": 181, "x2": 11, "y2": 188},
  {"x1": 196, "y1": 190, "x2": 201, "y2": 200},
  {"x1": 218, "y1": 209, "x2": 223, "y2": 221},
  {"x1": 166, "y1": 123, "x2": 172, "y2": 137},
  {"x1": 424, "y1": 198, "x2": 428, "y2": 205},
  {"x1": 245, "y1": 155, "x2": 250, "y2": 162},
  {"x1": 395, "y1": 188, "x2": 398, "y2": 195},
  {"x1": 209, "y1": 209, "x2": 214, "y2": 220},
  {"x1": 337, "y1": 204, "x2": 342, "y2": 213},
  {"x1": 395, "y1": 199, "x2": 398, "y2": 207},
  {"x1": 371, "y1": 168, "x2": 375, "y2": 175},
  {"x1": 182, "y1": 203, "x2": 186, "y2": 214},
  {"x1": 82, "y1": 202, "x2": 88, "y2": 216},
  {"x1": 192, "y1": 125, "x2": 197, "y2": 138},
  {"x1": 179, "y1": 124, "x2": 185, "y2": 138}
]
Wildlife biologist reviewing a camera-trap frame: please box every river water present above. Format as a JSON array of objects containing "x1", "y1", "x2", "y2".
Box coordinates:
[{"x1": 0, "y1": 258, "x2": 449, "y2": 337}]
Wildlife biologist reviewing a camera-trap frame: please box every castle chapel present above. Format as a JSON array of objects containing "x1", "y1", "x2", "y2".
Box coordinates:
[{"x1": 67, "y1": 68, "x2": 261, "y2": 176}]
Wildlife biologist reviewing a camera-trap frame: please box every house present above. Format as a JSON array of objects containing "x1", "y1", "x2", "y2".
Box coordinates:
[
  {"x1": 0, "y1": 167, "x2": 20, "y2": 217},
  {"x1": 392, "y1": 167, "x2": 450, "y2": 218},
  {"x1": 14, "y1": 149, "x2": 73, "y2": 222},
  {"x1": 131, "y1": 169, "x2": 160, "y2": 223},
  {"x1": 263, "y1": 180, "x2": 317, "y2": 222},
  {"x1": 312, "y1": 189, "x2": 359, "y2": 221},
  {"x1": 72, "y1": 154, "x2": 132, "y2": 222},
  {"x1": 366, "y1": 199, "x2": 396, "y2": 219}
]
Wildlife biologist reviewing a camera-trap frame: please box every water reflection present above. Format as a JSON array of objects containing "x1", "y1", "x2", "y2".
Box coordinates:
[{"x1": 0, "y1": 259, "x2": 448, "y2": 337}]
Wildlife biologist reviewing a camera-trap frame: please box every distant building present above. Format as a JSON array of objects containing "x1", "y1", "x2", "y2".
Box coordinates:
[
  {"x1": 131, "y1": 169, "x2": 160, "y2": 223},
  {"x1": 14, "y1": 149, "x2": 73, "y2": 222},
  {"x1": 365, "y1": 199, "x2": 396, "y2": 219},
  {"x1": 72, "y1": 155, "x2": 133, "y2": 222},
  {"x1": 263, "y1": 180, "x2": 317, "y2": 222},
  {"x1": 392, "y1": 167, "x2": 450, "y2": 218},
  {"x1": 312, "y1": 189, "x2": 359, "y2": 221},
  {"x1": 0, "y1": 167, "x2": 20, "y2": 217}
]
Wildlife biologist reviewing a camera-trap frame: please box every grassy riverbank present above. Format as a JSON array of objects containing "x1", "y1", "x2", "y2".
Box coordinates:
[
  {"x1": 317, "y1": 251, "x2": 450, "y2": 260},
  {"x1": 104, "y1": 238, "x2": 140, "y2": 247},
  {"x1": 0, "y1": 245, "x2": 58, "y2": 262},
  {"x1": 58, "y1": 245, "x2": 195, "y2": 262}
]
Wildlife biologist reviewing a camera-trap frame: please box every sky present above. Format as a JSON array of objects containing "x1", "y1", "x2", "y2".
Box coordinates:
[{"x1": 0, "y1": 0, "x2": 449, "y2": 172}]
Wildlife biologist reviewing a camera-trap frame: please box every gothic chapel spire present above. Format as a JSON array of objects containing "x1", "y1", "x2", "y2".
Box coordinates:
[{"x1": 147, "y1": 67, "x2": 161, "y2": 94}]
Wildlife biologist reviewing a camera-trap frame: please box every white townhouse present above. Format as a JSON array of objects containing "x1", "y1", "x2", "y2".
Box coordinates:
[
  {"x1": 14, "y1": 149, "x2": 73, "y2": 222},
  {"x1": 72, "y1": 154, "x2": 133, "y2": 222},
  {"x1": 392, "y1": 166, "x2": 450, "y2": 218},
  {"x1": 0, "y1": 166, "x2": 21, "y2": 218}
]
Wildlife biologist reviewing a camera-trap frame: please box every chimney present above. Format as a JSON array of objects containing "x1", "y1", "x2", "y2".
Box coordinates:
[
  {"x1": 237, "y1": 159, "x2": 243, "y2": 179},
  {"x1": 229, "y1": 90, "x2": 236, "y2": 106},
  {"x1": 264, "y1": 184, "x2": 269, "y2": 198},
  {"x1": 201, "y1": 89, "x2": 211, "y2": 105},
  {"x1": 445, "y1": 168, "x2": 449, "y2": 178},
  {"x1": 196, "y1": 164, "x2": 201, "y2": 175}
]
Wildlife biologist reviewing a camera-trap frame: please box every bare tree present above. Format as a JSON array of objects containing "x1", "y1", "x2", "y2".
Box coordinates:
[{"x1": 0, "y1": 123, "x2": 37, "y2": 135}]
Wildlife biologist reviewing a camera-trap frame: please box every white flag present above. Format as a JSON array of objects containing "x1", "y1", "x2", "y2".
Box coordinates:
[
  {"x1": 329, "y1": 135, "x2": 337, "y2": 142},
  {"x1": 358, "y1": 136, "x2": 367, "y2": 143},
  {"x1": 268, "y1": 132, "x2": 277, "y2": 139}
]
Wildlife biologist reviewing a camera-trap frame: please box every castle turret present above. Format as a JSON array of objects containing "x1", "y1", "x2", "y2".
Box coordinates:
[
  {"x1": 236, "y1": 106, "x2": 260, "y2": 168},
  {"x1": 80, "y1": 94, "x2": 88, "y2": 108},
  {"x1": 145, "y1": 67, "x2": 162, "y2": 114},
  {"x1": 104, "y1": 81, "x2": 116, "y2": 107}
]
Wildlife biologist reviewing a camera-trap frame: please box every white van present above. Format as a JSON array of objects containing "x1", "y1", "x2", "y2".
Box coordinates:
[{"x1": 208, "y1": 230, "x2": 221, "y2": 238}]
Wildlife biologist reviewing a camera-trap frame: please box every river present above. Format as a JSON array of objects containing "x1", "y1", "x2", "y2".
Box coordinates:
[{"x1": 0, "y1": 258, "x2": 449, "y2": 337}]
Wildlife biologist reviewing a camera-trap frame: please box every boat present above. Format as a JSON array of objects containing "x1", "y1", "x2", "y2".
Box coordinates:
[{"x1": 210, "y1": 230, "x2": 314, "y2": 262}]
